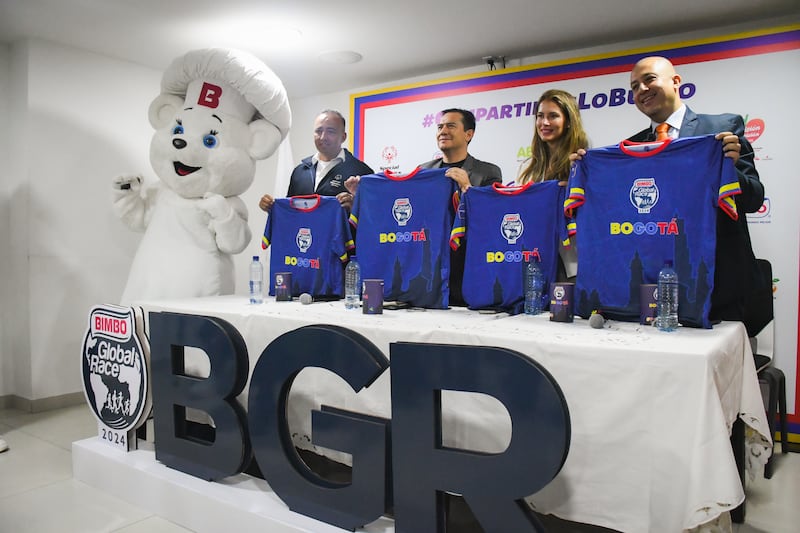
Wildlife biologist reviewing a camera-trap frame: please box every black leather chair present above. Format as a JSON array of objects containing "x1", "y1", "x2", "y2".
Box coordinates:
[{"x1": 743, "y1": 258, "x2": 787, "y2": 479}]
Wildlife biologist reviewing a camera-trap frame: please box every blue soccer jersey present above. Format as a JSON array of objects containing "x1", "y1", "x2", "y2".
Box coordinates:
[
  {"x1": 262, "y1": 195, "x2": 354, "y2": 298},
  {"x1": 450, "y1": 181, "x2": 570, "y2": 313},
  {"x1": 564, "y1": 135, "x2": 741, "y2": 328},
  {"x1": 349, "y1": 167, "x2": 458, "y2": 308}
]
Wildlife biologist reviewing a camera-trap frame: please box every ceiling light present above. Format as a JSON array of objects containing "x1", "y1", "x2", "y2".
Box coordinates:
[{"x1": 318, "y1": 50, "x2": 363, "y2": 64}]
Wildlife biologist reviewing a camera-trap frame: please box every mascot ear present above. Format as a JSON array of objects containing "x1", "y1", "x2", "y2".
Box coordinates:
[
  {"x1": 147, "y1": 94, "x2": 184, "y2": 129},
  {"x1": 249, "y1": 119, "x2": 283, "y2": 160}
]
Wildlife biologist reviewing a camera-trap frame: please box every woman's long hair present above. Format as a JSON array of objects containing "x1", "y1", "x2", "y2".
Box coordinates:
[{"x1": 517, "y1": 89, "x2": 589, "y2": 184}]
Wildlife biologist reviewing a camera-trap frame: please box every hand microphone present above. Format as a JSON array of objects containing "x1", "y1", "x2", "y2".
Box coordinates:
[
  {"x1": 589, "y1": 311, "x2": 605, "y2": 329},
  {"x1": 299, "y1": 293, "x2": 313, "y2": 305}
]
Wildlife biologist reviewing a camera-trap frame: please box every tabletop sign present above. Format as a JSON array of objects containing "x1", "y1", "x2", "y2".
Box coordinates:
[
  {"x1": 81, "y1": 304, "x2": 152, "y2": 452},
  {"x1": 149, "y1": 314, "x2": 571, "y2": 532}
]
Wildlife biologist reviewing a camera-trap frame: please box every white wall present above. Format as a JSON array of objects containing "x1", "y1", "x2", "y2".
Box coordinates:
[
  {"x1": 0, "y1": 39, "x2": 161, "y2": 402},
  {"x1": 5, "y1": 42, "x2": 33, "y2": 402},
  {"x1": 0, "y1": 43, "x2": 11, "y2": 398}
]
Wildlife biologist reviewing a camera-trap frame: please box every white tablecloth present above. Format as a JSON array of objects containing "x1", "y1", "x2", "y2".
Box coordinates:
[{"x1": 139, "y1": 296, "x2": 771, "y2": 533}]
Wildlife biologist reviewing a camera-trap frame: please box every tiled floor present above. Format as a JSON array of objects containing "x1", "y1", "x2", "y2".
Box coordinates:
[{"x1": 0, "y1": 403, "x2": 797, "y2": 532}]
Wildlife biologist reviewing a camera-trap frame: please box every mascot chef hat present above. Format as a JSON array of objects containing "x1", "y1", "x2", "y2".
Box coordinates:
[{"x1": 153, "y1": 47, "x2": 291, "y2": 142}]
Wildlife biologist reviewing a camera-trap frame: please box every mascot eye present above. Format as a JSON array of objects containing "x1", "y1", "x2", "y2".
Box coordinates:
[
  {"x1": 172, "y1": 124, "x2": 184, "y2": 135},
  {"x1": 203, "y1": 133, "x2": 218, "y2": 148}
]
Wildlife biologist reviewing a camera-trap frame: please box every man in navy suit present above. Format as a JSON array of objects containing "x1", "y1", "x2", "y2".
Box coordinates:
[
  {"x1": 259, "y1": 109, "x2": 373, "y2": 213},
  {"x1": 626, "y1": 56, "x2": 764, "y2": 324}
]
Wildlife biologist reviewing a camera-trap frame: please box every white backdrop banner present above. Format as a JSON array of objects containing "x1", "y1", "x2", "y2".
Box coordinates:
[{"x1": 351, "y1": 26, "x2": 800, "y2": 435}]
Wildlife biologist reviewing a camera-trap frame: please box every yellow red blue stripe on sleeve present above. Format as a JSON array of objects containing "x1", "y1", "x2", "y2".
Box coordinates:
[
  {"x1": 449, "y1": 225, "x2": 465, "y2": 251},
  {"x1": 718, "y1": 181, "x2": 741, "y2": 220},
  {"x1": 563, "y1": 187, "x2": 585, "y2": 218}
]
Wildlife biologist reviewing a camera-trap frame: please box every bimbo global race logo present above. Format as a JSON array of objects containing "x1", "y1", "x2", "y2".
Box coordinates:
[
  {"x1": 296, "y1": 228, "x2": 312, "y2": 252},
  {"x1": 82, "y1": 305, "x2": 149, "y2": 433},
  {"x1": 629, "y1": 178, "x2": 659, "y2": 214},
  {"x1": 501, "y1": 213, "x2": 524, "y2": 244},
  {"x1": 553, "y1": 285, "x2": 566, "y2": 300},
  {"x1": 392, "y1": 198, "x2": 413, "y2": 226}
]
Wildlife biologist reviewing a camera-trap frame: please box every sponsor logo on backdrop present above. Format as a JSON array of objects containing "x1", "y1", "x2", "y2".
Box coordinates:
[
  {"x1": 517, "y1": 145, "x2": 532, "y2": 164},
  {"x1": 745, "y1": 118, "x2": 764, "y2": 144},
  {"x1": 744, "y1": 116, "x2": 773, "y2": 161},
  {"x1": 747, "y1": 197, "x2": 771, "y2": 224},
  {"x1": 380, "y1": 145, "x2": 400, "y2": 171},
  {"x1": 741, "y1": 115, "x2": 774, "y2": 225}
]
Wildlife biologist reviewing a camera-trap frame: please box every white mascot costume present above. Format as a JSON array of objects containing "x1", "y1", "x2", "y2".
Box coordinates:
[{"x1": 113, "y1": 48, "x2": 290, "y2": 305}]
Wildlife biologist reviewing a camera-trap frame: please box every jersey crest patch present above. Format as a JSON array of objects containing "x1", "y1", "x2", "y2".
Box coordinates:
[
  {"x1": 630, "y1": 178, "x2": 659, "y2": 213},
  {"x1": 501, "y1": 213, "x2": 524, "y2": 244},
  {"x1": 296, "y1": 228, "x2": 312, "y2": 252},
  {"x1": 392, "y1": 198, "x2": 413, "y2": 226}
]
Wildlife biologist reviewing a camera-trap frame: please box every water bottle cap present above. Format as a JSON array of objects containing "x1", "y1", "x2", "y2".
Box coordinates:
[
  {"x1": 252, "y1": 255, "x2": 259, "y2": 261},
  {"x1": 664, "y1": 259, "x2": 673, "y2": 267}
]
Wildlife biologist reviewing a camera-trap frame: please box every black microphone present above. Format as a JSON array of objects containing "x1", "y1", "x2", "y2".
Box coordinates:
[{"x1": 589, "y1": 311, "x2": 605, "y2": 329}]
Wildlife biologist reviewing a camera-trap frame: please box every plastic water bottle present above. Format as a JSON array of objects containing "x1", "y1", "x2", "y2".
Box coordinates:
[
  {"x1": 524, "y1": 255, "x2": 545, "y2": 315},
  {"x1": 655, "y1": 259, "x2": 679, "y2": 331},
  {"x1": 249, "y1": 255, "x2": 264, "y2": 304},
  {"x1": 344, "y1": 256, "x2": 361, "y2": 310}
]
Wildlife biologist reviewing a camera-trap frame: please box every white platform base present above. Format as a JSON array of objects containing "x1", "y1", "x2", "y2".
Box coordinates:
[{"x1": 72, "y1": 438, "x2": 395, "y2": 533}]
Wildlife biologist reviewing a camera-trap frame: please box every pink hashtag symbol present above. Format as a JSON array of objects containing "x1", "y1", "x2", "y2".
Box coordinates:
[{"x1": 422, "y1": 114, "x2": 434, "y2": 127}]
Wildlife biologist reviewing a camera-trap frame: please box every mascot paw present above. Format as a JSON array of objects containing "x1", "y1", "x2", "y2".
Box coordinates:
[
  {"x1": 198, "y1": 192, "x2": 232, "y2": 221},
  {"x1": 112, "y1": 175, "x2": 142, "y2": 192}
]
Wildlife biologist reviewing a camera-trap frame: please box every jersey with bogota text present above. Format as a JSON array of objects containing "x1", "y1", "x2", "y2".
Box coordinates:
[
  {"x1": 349, "y1": 167, "x2": 458, "y2": 308},
  {"x1": 564, "y1": 134, "x2": 740, "y2": 328},
  {"x1": 262, "y1": 195, "x2": 353, "y2": 298},
  {"x1": 450, "y1": 180, "x2": 570, "y2": 313}
]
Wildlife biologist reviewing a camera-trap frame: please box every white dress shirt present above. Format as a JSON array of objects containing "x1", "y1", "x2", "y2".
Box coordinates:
[{"x1": 650, "y1": 104, "x2": 687, "y2": 139}]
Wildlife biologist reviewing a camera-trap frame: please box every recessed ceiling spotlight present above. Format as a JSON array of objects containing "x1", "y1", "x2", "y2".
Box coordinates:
[{"x1": 318, "y1": 50, "x2": 363, "y2": 64}]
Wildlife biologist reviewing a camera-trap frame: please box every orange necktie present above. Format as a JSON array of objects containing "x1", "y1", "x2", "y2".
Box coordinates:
[{"x1": 655, "y1": 123, "x2": 670, "y2": 141}]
